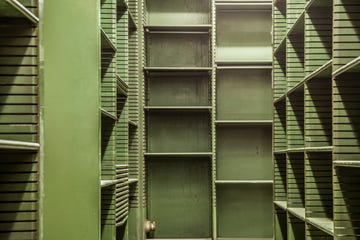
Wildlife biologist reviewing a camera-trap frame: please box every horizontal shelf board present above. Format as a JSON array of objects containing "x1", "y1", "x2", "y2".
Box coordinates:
[
  {"x1": 215, "y1": 120, "x2": 273, "y2": 126},
  {"x1": 215, "y1": 180, "x2": 273, "y2": 184},
  {"x1": 217, "y1": 238, "x2": 273, "y2": 240},
  {"x1": 101, "y1": 180, "x2": 117, "y2": 188},
  {"x1": 305, "y1": 146, "x2": 333, "y2": 153},
  {"x1": 144, "y1": 67, "x2": 212, "y2": 73},
  {"x1": 148, "y1": 239, "x2": 212, "y2": 240},
  {"x1": 128, "y1": 10, "x2": 137, "y2": 30},
  {"x1": 334, "y1": 161, "x2": 360, "y2": 168},
  {"x1": 273, "y1": 149, "x2": 287, "y2": 154},
  {"x1": 287, "y1": 11, "x2": 305, "y2": 36},
  {"x1": 305, "y1": 0, "x2": 332, "y2": 10},
  {"x1": 304, "y1": 60, "x2": 332, "y2": 82},
  {"x1": 144, "y1": 25, "x2": 212, "y2": 32},
  {"x1": 216, "y1": 1, "x2": 272, "y2": 10},
  {"x1": 100, "y1": 108, "x2": 117, "y2": 121},
  {"x1": 273, "y1": 201, "x2": 287, "y2": 210},
  {"x1": 0, "y1": 139, "x2": 39, "y2": 152},
  {"x1": 145, "y1": 152, "x2": 213, "y2": 157},
  {"x1": 128, "y1": 178, "x2": 138, "y2": 184},
  {"x1": 273, "y1": 93, "x2": 286, "y2": 105},
  {"x1": 307, "y1": 217, "x2": 334, "y2": 236},
  {"x1": 333, "y1": 56, "x2": 360, "y2": 78},
  {"x1": 215, "y1": 60, "x2": 272, "y2": 66},
  {"x1": 128, "y1": 120, "x2": 138, "y2": 128},
  {"x1": 0, "y1": 0, "x2": 39, "y2": 23},
  {"x1": 116, "y1": 74, "x2": 128, "y2": 97},
  {"x1": 274, "y1": 36, "x2": 286, "y2": 56},
  {"x1": 144, "y1": 106, "x2": 212, "y2": 112},
  {"x1": 286, "y1": 147, "x2": 305, "y2": 153},
  {"x1": 100, "y1": 28, "x2": 117, "y2": 53},
  {"x1": 216, "y1": 65, "x2": 272, "y2": 70},
  {"x1": 287, "y1": 207, "x2": 306, "y2": 221}
]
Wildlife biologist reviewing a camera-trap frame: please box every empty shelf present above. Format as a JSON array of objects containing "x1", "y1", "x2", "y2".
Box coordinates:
[
  {"x1": 144, "y1": 106, "x2": 212, "y2": 112},
  {"x1": 101, "y1": 180, "x2": 118, "y2": 188},
  {"x1": 144, "y1": 25, "x2": 212, "y2": 32},
  {"x1": 144, "y1": 67, "x2": 212, "y2": 73},
  {"x1": 305, "y1": 146, "x2": 333, "y2": 153},
  {"x1": 307, "y1": 217, "x2": 334, "y2": 236},
  {"x1": 128, "y1": 10, "x2": 137, "y2": 30},
  {"x1": 145, "y1": 152, "x2": 213, "y2": 157},
  {"x1": 306, "y1": 0, "x2": 333, "y2": 10},
  {"x1": 116, "y1": 74, "x2": 128, "y2": 97},
  {"x1": 0, "y1": 139, "x2": 40, "y2": 152},
  {"x1": 304, "y1": 60, "x2": 332, "y2": 82},
  {"x1": 333, "y1": 56, "x2": 360, "y2": 78},
  {"x1": 215, "y1": 180, "x2": 273, "y2": 184},
  {"x1": 274, "y1": 201, "x2": 287, "y2": 211},
  {"x1": 101, "y1": 28, "x2": 117, "y2": 53},
  {"x1": 288, "y1": 208, "x2": 306, "y2": 221},
  {"x1": 0, "y1": 0, "x2": 39, "y2": 23},
  {"x1": 128, "y1": 119, "x2": 137, "y2": 128},
  {"x1": 287, "y1": 11, "x2": 305, "y2": 36},
  {"x1": 334, "y1": 161, "x2": 360, "y2": 168},
  {"x1": 100, "y1": 108, "x2": 117, "y2": 121},
  {"x1": 215, "y1": 120, "x2": 273, "y2": 126},
  {"x1": 128, "y1": 178, "x2": 138, "y2": 184}
]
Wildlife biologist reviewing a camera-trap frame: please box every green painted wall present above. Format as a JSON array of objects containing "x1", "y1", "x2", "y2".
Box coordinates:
[{"x1": 40, "y1": 1, "x2": 101, "y2": 239}]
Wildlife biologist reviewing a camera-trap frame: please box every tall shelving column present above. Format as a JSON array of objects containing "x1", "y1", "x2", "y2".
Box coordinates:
[
  {"x1": 214, "y1": 1, "x2": 273, "y2": 240},
  {"x1": 0, "y1": 1, "x2": 39, "y2": 239},
  {"x1": 143, "y1": 0, "x2": 213, "y2": 238}
]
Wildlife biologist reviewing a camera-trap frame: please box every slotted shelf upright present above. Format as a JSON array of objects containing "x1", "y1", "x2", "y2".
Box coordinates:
[
  {"x1": 271, "y1": 0, "x2": 360, "y2": 239},
  {"x1": 0, "y1": 1, "x2": 40, "y2": 239},
  {"x1": 143, "y1": 0, "x2": 213, "y2": 238},
  {"x1": 215, "y1": 1, "x2": 273, "y2": 240}
]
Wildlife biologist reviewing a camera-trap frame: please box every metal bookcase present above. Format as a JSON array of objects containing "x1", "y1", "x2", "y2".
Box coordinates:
[{"x1": 273, "y1": 0, "x2": 360, "y2": 239}]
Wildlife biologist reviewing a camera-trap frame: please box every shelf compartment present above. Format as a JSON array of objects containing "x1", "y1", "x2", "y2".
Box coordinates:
[
  {"x1": 146, "y1": 33, "x2": 210, "y2": 68},
  {"x1": 0, "y1": 0, "x2": 39, "y2": 23},
  {"x1": 288, "y1": 214, "x2": 305, "y2": 240},
  {"x1": 144, "y1": 25, "x2": 212, "y2": 32},
  {"x1": 287, "y1": 11, "x2": 305, "y2": 36},
  {"x1": 274, "y1": 99, "x2": 287, "y2": 151},
  {"x1": 144, "y1": 67, "x2": 212, "y2": 73},
  {"x1": 145, "y1": 70, "x2": 209, "y2": 107},
  {"x1": 215, "y1": 180, "x2": 273, "y2": 184},
  {"x1": 216, "y1": 69, "x2": 272, "y2": 120},
  {"x1": 274, "y1": 36, "x2": 286, "y2": 57},
  {"x1": 144, "y1": 106, "x2": 212, "y2": 112},
  {"x1": 128, "y1": 10, "x2": 137, "y2": 30},
  {"x1": 216, "y1": 7, "x2": 272, "y2": 62},
  {"x1": 0, "y1": 139, "x2": 39, "y2": 152},
  {"x1": 145, "y1": 152, "x2": 212, "y2": 157},
  {"x1": 332, "y1": 2, "x2": 360, "y2": 72},
  {"x1": 287, "y1": 152, "x2": 305, "y2": 208},
  {"x1": 215, "y1": 120, "x2": 272, "y2": 126},
  {"x1": 287, "y1": 32, "x2": 305, "y2": 90},
  {"x1": 215, "y1": 1, "x2": 272, "y2": 9},
  {"x1": 333, "y1": 79, "x2": 360, "y2": 163},
  {"x1": 287, "y1": 88, "x2": 305, "y2": 149},
  {"x1": 273, "y1": 56, "x2": 286, "y2": 100},
  {"x1": 333, "y1": 167, "x2": 360, "y2": 239},
  {"x1": 145, "y1": 0, "x2": 210, "y2": 25},
  {"x1": 147, "y1": 158, "x2": 211, "y2": 238},
  {"x1": 275, "y1": 206, "x2": 287, "y2": 240},
  {"x1": 304, "y1": 60, "x2": 332, "y2": 83},
  {"x1": 305, "y1": 77, "x2": 332, "y2": 148},
  {"x1": 274, "y1": 154, "x2": 287, "y2": 202},
  {"x1": 305, "y1": 152, "x2": 333, "y2": 223},
  {"x1": 217, "y1": 184, "x2": 272, "y2": 238},
  {"x1": 305, "y1": 5, "x2": 332, "y2": 76},
  {"x1": 116, "y1": 74, "x2": 128, "y2": 97},
  {"x1": 146, "y1": 112, "x2": 211, "y2": 153},
  {"x1": 306, "y1": 218, "x2": 334, "y2": 236},
  {"x1": 217, "y1": 125, "x2": 272, "y2": 181},
  {"x1": 288, "y1": 208, "x2": 306, "y2": 221},
  {"x1": 101, "y1": 28, "x2": 117, "y2": 53},
  {"x1": 274, "y1": 201, "x2": 288, "y2": 211}
]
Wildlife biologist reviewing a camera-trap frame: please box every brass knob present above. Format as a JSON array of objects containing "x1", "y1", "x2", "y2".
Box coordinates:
[{"x1": 144, "y1": 220, "x2": 156, "y2": 233}]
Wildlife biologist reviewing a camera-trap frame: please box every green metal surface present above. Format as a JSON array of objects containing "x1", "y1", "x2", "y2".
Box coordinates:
[
  {"x1": 147, "y1": 158, "x2": 211, "y2": 238},
  {"x1": 41, "y1": 1, "x2": 100, "y2": 239}
]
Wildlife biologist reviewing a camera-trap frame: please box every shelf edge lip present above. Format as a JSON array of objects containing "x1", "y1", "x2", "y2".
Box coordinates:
[
  {"x1": 306, "y1": 217, "x2": 334, "y2": 236},
  {"x1": 0, "y1": 139, "x2": 40, "y2": 151},
  {"x1": 116, "y1": 74, "x2": 128, "y2": 97},
  {"x1": 304, "y1": 60, "x2": 332, "y2": 82},
  {"x1": 144, "y1": 152, "x2": 213, "y2": 157},
  {"x1": 287, "y1": 207, "x2": 306, "y2": 221},
  {"x1": 215, "y1": 1, "x2": 272, "y2": 9},
  {"x1": 100, "y1": 108, "x2": 117, "y2": 121},
  {"x1": 273, "y1": 149, "x2": 287, "y2": 154},
  {"x1": 287, "y1": 80, "x2": 305, "y2": 96},
  {"x1": 144, "y1": 24, "x2": 212, "y2": 31},
  {"x1": 144, "y1": 106, "x2": 212, "y2": 111},
  {"x1": 286, "y1": 147, "x2": 305, "y2": 153},
  {"x1": 273, "y1": 93, "x2": 286, "y2": 105},
  {"x1": 100, "y1": 28, "x2": 117, "y2": 53},
  {"x1": 128, "y1": 120, "x2": 138, "y2": 128},
  {"x1": 215, "y1": 180, "x2": 273, "y2": 184},
  {"x1": 128, "y1": 178, "x2": 138, "y2": 184},
  {"x1": 215, "y1": 60, "x2": 272, "y2": 66},
  {"x1": 215, "y1": 120, "x2": 273, "y2": 125},
  {"x1": 144, "y1": 67, "x2": 212, "y2": 72},
  {"x1": 333, "y1": 56, "x2": 360, "y2": 78},
  {"x1": 286, "y1": 10, "x2": 305, "y2": 37},
  {"x1": 6, "y1": 0, "x2": 39, "y2": 23},
  {"x1": 100, "y1": 180, "x2": 118, "y2": 188},
  {"x1": 273, "y1": 201, "x2": 288, "y2": 210},
  {"x1": 305, "y1": 0, "x2": 332, "y2": 11},
  {"x1": 116, "y1": 215, "x2": 129, "y2": 228},
  {"x1": 334, "y1": 161, "x2": 360, "y2": 168},
  {"x1": 305, "y1": 146, "x2": 333, "y2": 152}
]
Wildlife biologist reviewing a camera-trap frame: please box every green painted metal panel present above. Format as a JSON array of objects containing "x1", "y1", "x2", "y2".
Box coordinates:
[
  {"x1": 41, "y1": 1, "x2": 100, "y2": 239},
  {"x1": 147, "y1": 157, "x2": 211, "y2": 238}
]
